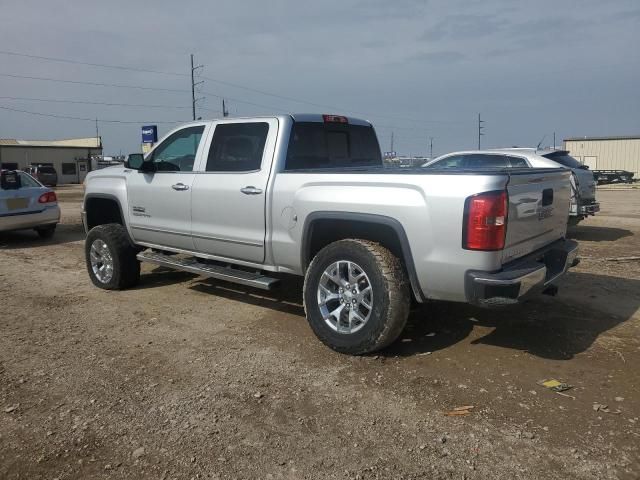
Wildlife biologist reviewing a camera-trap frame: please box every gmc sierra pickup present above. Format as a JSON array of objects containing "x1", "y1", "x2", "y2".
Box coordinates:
[{"x1": 82, "y1": 114, "x2": 578, "y2": 354}]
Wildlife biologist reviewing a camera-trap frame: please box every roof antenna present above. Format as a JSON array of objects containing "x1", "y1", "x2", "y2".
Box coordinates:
[{"x1": 536, "y1": 134, "x2": 547, "y2": 150}]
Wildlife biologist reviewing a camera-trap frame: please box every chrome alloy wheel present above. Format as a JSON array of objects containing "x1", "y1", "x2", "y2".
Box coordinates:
[
  {"x1": 317, "y1": 260, "x2": 373, "y2": 334},
  {"x1": 89, "y1": 239, "x2": 114, "y2": 284}
]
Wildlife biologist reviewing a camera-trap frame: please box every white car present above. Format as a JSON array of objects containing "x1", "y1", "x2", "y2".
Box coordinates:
[{"x1": 423, "y1": 148, "x2": 599, "y2": 224}]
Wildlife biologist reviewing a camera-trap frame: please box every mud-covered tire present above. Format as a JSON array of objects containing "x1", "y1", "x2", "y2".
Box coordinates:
[
  {"x1": 85, "y1": 223, "x2": 140, "y2": 290},
  {"x1": 303, "y1": 239, "x2": 411, "y2": 355}
]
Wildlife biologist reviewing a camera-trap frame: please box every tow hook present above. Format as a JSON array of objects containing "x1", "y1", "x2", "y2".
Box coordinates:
[{"x1": 542, "y1": 284, "x2": 559, "y2": 296}]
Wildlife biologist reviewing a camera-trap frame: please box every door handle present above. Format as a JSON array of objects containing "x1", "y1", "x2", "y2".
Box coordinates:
[
  {"x1": 172, "y1": 183, "x2": 189, "y2": 191},
  {"x1": 240, "y1": 186, "x2": 263, "y2": 195}
]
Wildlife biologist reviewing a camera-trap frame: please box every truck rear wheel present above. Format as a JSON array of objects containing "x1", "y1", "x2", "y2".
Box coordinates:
[
  {"x1": 85, "y1": 223, "x2": 140, "y2": 290},
  {"x1": 303, "y1": 239, "x2": 410, "y2": 355}
]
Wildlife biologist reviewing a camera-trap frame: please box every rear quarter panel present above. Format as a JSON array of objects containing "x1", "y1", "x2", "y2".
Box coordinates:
[{"x1": 270, "y1": 171, "x2": 511, "y2": 302}]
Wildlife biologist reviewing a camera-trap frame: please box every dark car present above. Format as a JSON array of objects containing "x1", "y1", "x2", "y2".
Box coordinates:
[{"x1": 24, "y1": 165, "x2": 58, "y2": 187}]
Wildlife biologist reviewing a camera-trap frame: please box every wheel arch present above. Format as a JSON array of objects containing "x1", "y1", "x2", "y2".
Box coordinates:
[
  {"x1": 84, "y1": 193, "x2": 135, "y2": 246},
  {"x1": 301, "y1": 211, "x2": 425, "y2": 302}
]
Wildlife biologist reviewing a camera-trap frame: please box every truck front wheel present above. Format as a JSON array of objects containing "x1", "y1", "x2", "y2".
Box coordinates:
[
  {"x1": 303, "y1": 239, "x2": 410, "y2": 355},
  {"x1": 85, "y1": 224, "x2": 140, "y2": 290}
]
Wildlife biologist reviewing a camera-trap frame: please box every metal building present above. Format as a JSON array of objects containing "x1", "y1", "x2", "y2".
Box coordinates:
[
  {"x1": 563, "y1": 135, "x2": 640, "y2": 176},
  {"x1": 0, "y1": 137, "x2": 102, "y2": 184}
]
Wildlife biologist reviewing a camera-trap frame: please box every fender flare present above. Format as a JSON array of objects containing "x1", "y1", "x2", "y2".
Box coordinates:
[
  {"x1": 84, "y1": 193, "x2": 135, "y2": 246},
  {"x1": 301, "y1": 211, "x2": 426, "y2": 302}
]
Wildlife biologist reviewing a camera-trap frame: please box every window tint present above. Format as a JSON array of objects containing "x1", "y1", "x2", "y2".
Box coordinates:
[
  {"x1": 206, "y1": 122, "x2": 269, "y2": 172},
  {"x1": 462, "y1": 154, "x2": 509, "y2": 168},
  {"x1": 150, "y1": 126, "x2": 204, "y2": 172},
  {"x1": 19, "y1": 172, "x2": 41, "y2": 187},
  {"x1": 62, "y1": 163, "x2": 77, "y2": 175},
  {"x1": 508, "y1": 156, "x2": 529, "y2": 167},
  {"x1": 432, "y1": 155, "x2": 464, "y2": 168},
  {"x1": 428, "y1": 154, "x2": 511, "y2": 169},
  {"x1": 543, "y1": 152, "x2": 583, "y2": 168},
  {"x1": 285, "y1": 122, "x2": 382, "y2": 170},
  {"x1": 38, "y1": 166, "x2": 56, "y2": 174},
  {"x1": 327, "y1": 131, "x2": 349, "y2": 159}
]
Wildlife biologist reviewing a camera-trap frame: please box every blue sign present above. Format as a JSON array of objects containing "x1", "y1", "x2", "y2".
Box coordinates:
[{"x1": 141, "y1": 125, "x2": 158, "y2": 143}]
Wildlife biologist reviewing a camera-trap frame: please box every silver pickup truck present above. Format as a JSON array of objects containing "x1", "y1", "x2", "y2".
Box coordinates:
[{"x1": 82, "y1": 114, "x2": 578, "y2": 354}]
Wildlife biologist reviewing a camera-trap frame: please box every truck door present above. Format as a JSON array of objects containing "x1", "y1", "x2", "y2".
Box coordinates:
[
  {"x1": 126, "y1": 124, "x2": 207, "y2": 251},
  {"x1": 190, "y1": 119, "x2": 278, "y2": 263}
]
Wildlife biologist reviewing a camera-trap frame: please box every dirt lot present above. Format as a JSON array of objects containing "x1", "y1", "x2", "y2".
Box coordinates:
[{"x1": 1, "y1": 186, "x2": 639, "y2": 479}]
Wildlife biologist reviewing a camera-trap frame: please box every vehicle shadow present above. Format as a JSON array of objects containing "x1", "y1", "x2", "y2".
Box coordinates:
[
  {"x1": 189, "y1": 276, "x2": 305, "y2": 317},
  {"x1": 0, "y1": 223, "x2": 85, "y2": 249},
  {"x1": 567, "y1": 225, "x2": 633, "y2": 242},
  {"x1": 131, "y1": 266, "x2": 198, "y2": 290},
  {"x1": 134, "y1": 267, "x2": 638, "y2": 361},
  {"x1": 384, "y1": 271, "x2": 639, "y2": 360}
]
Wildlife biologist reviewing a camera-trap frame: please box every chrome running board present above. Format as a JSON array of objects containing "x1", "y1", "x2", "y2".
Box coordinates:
[{"x1": 137, "y1": 250, "x2": 280, "y2": 290}]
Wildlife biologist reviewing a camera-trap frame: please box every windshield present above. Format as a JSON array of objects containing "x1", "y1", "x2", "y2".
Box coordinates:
[{"x1": 543, "y1": 152, "x2": 584, "y2": 169}]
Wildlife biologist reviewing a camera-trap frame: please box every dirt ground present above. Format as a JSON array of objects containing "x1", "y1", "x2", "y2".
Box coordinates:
[{"x1": 1, "y1": 186, "x2": 639, "y2": 480}]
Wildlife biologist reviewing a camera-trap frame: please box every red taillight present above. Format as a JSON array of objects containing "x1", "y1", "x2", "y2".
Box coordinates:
[
  {"x1": 38, "y1": 191, "x2": 57, "y2": 204},
  {"x1": 322, "y1": 114, "x2": 348, "y2": 124},
  {"x1": 463, "y1": 191, "x2": 507, "y2": 251}
]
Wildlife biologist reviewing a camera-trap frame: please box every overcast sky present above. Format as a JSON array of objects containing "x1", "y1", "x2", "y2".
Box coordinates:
[{"x1": 0, "y1": 0, "x2": 638, "y2": 156}]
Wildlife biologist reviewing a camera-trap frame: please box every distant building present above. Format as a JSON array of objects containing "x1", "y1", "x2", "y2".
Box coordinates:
[
  {"x1": 0, "y1": 137, "x2": 103, "y2": 184},
  {"x1": 563, "y1": 135, "x2": 640, "y2": 176}
]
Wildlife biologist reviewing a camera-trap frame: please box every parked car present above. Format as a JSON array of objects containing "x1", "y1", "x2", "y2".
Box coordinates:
[
  {"x1": 82, "y1": 114, "x2": 578, "y2": 355},
  {"x1": 423, "y1": 148, "x2": 599, "y2": 225},
  {"x1": 24, "y1": 165, "x2": 58, "y2": 187},
  {"x1": 0, "y1": 170, "x2": 60, "y2": 238}
]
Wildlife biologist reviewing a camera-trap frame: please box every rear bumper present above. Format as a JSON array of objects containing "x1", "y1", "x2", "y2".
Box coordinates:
[
  {"x1": 465, "y1": 239, "x2": 579, "y2": 307},
  {"x1": 578, "y1": 201, "x2": 599, "y2": 216},
  {"x1": 0, "y1": 206, "x2": 60, "y2": 232}
]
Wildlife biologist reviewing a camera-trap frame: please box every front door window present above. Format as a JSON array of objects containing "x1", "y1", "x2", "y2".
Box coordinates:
[{"x1": 149, "y1": 126, "x2": 205, "y2": 172}]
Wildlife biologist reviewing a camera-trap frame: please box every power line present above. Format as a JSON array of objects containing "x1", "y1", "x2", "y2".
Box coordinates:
[
  {"x1": 201, "y1": 90, "x2": 289, "y2": 113},
  {"x1": 0, "y1": 105, "x2": 184, "y2": 124},
  {"x1": 0, "y1": 95, "x2": 196, "y2": 110},
  {"x1": 0, "y1": 72, "x2": 189, "y2": 93},
  {"x1": 0, "y1": 49, "x2": 188, "y2": 77},
  {"x1": 0, "y1": 49, "x2": 462, "y2": 127}
]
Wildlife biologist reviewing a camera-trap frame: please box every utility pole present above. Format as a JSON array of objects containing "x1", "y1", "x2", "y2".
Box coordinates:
[
  {"x1": 95, "y1": 118, "x2": 100, "y2": 147},
  {"x1": 553, "y1": 131, "x2": 556, "y2": 149},
  {"x1": 390, "y1": 131, "x2": 394, "y2": 154},
  {"x1": 429, "y1": 136, "x2": 433, "y2": 159},
  {"x1": 478, "y1": 113, "x2": 485, "y2": 149},
  {"x1": 190, "y1": 54, "x2": 204, "y2": 120},
  {"x1": 222, "y1": 99, "x2": 229, "y2": 117}
]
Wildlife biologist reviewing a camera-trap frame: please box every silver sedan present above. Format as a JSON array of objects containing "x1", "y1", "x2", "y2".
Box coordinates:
[{"x1": 0, "y1": 170, "x2": 60, "y2": 238}]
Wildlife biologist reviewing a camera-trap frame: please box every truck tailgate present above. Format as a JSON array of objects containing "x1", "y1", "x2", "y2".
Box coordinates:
[{"x1": 502, "y1": 169, "x2": 571, "y2": 264}]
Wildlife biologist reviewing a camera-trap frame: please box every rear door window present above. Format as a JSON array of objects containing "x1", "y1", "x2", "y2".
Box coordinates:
[
  {"x1": 433, "y1": 155, "x2": 465, "y2": 168},
  {"x1": 19, "y1": 172, "x2": 41, "y2": 187},
  {"x1": 285, "y1": 122, "x2": 382, "y2": 170},
  {"x1": 508, "y1": 156, "x2": 529, "y2": 167},
  {"x1": 461, "y1": 154, "x2": 509, "y2": 168},
  {"x1": 205, "y1": 122, "x2": 269, "y2": 172}
]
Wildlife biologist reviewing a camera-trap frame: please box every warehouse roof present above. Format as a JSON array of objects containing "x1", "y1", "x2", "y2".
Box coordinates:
[
  {"x1": 564, "y1": 135, "x2": 640, "y2": 142},
  {"x1": 0, "y1": 137, "x2": 102, "y2": 148}
]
